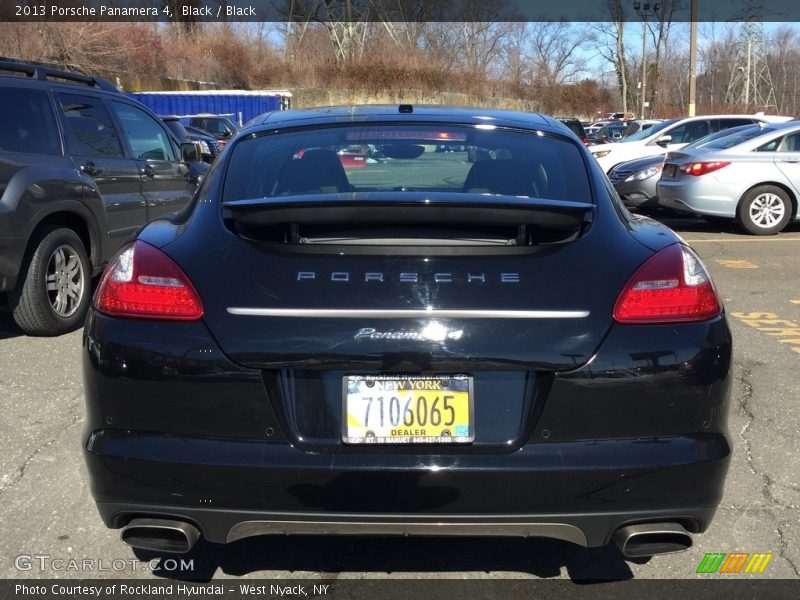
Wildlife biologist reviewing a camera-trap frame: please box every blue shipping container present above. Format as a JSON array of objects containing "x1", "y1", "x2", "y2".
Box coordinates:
[{"x1": 128, "y1": 90, "x2": 292, "y2": 126}]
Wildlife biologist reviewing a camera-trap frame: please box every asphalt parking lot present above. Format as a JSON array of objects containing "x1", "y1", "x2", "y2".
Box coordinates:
[{"x1": 1, "y1": 214, "x2": 799, "y2": 583}]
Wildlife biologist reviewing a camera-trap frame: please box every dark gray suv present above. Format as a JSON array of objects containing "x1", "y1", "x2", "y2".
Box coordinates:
[{"x1": 0, "y1": 60, "x2": 201, "y2": 335}]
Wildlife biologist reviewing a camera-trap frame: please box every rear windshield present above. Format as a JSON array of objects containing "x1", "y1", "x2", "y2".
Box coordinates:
[
  {"x1": 700, "y1": 126, "x2": 780, "y2": 150},
  {"x1": 223, "y1": 124, "x2": 591, "y2": 203}
]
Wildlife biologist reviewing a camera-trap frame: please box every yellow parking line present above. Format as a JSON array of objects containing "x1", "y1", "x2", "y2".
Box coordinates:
[
  {"x1": 716, "y1": 259, "x2": 758, "y2": 269},
  {"x1": 792, "y1": 300, "x2": 800, "y2": 305}
]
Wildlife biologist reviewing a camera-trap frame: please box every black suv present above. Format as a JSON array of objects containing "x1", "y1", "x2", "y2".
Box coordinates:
[
  {"x1": 162, "y1": 116, "x2": 220, "y2": 163},
  {"x1": 0, "y1": 60, "x2": 201, "y2": 336},
  {"x1": 187, "y1": 115, "x2": 238, "y2": 141}
]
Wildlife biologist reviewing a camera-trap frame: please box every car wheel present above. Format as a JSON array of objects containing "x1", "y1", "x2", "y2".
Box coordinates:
[
  {"x1": 737, "y1": 185, "x2": 793, "y2": 235},
  {"x1": 10, "y1": 227, "x2": 91, "y2": 336}
]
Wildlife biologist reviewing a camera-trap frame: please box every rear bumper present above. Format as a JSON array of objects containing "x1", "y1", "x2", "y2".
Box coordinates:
[
  {"x1": 96, "y1": 503, "x2": 719, "y2": 549},
  {"x1": 86, "y1": 430, "x2": 729, "y2": 547},
  {"x1": 657, "y1": 180, "x2": 739, "y2": 217},
  {"x1": 82, "y1": 312, "x2": 733, "y2": 549}
]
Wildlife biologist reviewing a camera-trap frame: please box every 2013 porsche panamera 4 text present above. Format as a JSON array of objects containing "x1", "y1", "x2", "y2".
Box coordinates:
[{"x1": 82, "y1": 106, "x2": 732, "y2": 559}]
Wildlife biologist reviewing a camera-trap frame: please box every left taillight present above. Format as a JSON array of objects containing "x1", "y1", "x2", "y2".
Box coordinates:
[
  {"x1": 613, "y1": 244, "x2": 721, "y2": 324},
  {"x1": 94, "y1": 241, "x2": 204, "y2": 320}
]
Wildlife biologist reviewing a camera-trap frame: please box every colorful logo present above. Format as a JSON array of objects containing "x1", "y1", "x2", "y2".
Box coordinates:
[{"x1": 696, "y1": 552, "x2": 773, "y2": 574}]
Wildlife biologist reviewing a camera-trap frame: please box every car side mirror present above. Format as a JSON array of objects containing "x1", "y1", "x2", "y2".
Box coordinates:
[
  {"x1": 656, "y1": 135, "x2": 673, "y2": 147},
  {"x1": 181, "y1": 142, "x2": 200, "y2": 163}
]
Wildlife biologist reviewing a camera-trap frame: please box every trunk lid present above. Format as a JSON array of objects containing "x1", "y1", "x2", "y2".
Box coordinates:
[{"x1": 166, "y1": 196, "x2": 652, "y2": 372}]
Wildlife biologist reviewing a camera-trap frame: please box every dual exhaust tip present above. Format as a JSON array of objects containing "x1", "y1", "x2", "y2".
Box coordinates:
[
  {"x1": 121, "y1": 518, "x2": 200, "y2": 554},
  {"x1": 120, "y1": 517, "x2": 693, "y2": 558},
  {"x1": 613, "y1": 522, "x2": 693, "y2": 558}
]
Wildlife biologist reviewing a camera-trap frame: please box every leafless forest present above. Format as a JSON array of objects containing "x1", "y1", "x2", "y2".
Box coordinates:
[{"x1": 2, "y1": 13, "x2": 799, "y2": 118}]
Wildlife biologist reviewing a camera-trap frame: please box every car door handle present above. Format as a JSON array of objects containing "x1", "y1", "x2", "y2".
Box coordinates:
[
  {"x1": 780, "y1": 158, "x2": 799, "y2": 163},
  {"x1": 140, "y1": 165, "x2": 155, "y2": 178},
  {"x1": 81, "y1": 161, "x2": 102, "y2": 176}
]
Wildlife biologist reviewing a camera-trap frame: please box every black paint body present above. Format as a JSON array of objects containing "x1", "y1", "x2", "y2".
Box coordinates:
[{"x1": 82, "y1": 107, "x2": 732, "y2": 549}]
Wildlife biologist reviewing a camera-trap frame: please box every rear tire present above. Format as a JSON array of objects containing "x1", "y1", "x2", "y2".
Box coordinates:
[
  {"x1": 10, "y1": 227, "x2": 91, "y2": 336},
  {"x1": 737, "y1": 185, "x2": 792, "y2": 235}
]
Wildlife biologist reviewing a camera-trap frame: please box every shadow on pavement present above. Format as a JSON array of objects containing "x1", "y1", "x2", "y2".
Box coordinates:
[{"x1": 134, "y1": 535, "x2": 644, "y2": 582}]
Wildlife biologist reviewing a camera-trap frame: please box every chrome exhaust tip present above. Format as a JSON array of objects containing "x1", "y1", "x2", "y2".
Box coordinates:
[
  {"x1": 613, "y1": 522, "x2": 693, "y2": 558},
  {"x1": 121, "y1": 518, "x2": 200, "y2": 554}
]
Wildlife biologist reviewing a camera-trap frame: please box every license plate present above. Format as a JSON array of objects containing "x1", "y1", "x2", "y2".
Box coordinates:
[
  {"x1": 664, "y1": 164, "x2": 677, "y2": 178},
  {"x1": 343, "y1": 375, "x2": 473, "y2": 444}
]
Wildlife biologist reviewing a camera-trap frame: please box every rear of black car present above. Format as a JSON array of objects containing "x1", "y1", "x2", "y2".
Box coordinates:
[{"x1": 82, "y1": 109, "x2": 732, "y2": 558}]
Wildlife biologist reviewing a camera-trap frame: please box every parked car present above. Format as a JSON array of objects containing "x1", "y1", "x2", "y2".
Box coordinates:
[
  {"x1": 658, "y1": 120, "x2": 800, "y2": 234},
  {"x1": 622, "y1": 119, "x2": 662, "y2": 138},
  {"x1": 609, "y1": 123, "x2": 766, "y2": 209},
  {"x1": 607, "y1": 111, "x2": 636, "y2": 121},
  {"x1": 557, "y1": 117, "x2": 589, "y2": 146},
  {"x1": 0, "y1": 60, "x2": 202, "y2": 336},
  {"x1": 584, "y1": 120, "x2": 612, "y2": 136},
  {"x1": 186, "y1": 114, "x2": 239, "y2": 147},
  {"x1": 83, "y1": 105, "x2": 732, "y2": 560},
  {"x1": 162, "y1": 116, "x2": 220, "y2": 163},
  {"x1": 588, "y1": 122, "x2": 627, "y2": 145},
  {"x1": 591, "y1": 114, "x2": 793, "y2": 172}
]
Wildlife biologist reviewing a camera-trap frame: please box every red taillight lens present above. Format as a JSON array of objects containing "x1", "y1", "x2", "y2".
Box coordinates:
[
  {"x1": 613, "y1": 244, "x2": 721, "y2": 324},
  {"x1": 94, "y1": 241, "x2": 203, "y2": 320},
  {"x1": 678, "y1": 160, "x2": 730, "y2": 176},
  {"x1": 216, "y1": 139, "x2": 228, "y2": 148}
]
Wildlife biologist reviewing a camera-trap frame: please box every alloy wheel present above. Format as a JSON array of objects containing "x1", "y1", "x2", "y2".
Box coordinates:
[
  {"x1": 46, "y1": 244, "x2": 85, "y2": 317},
  {"x1": 749, "y1": 193, "x2": 786, "y2": 229}
]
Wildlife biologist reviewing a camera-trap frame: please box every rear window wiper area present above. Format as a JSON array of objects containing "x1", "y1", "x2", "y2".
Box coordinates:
[{"x1": 222, "y1": 192, "x2": 594, "y2": 250}]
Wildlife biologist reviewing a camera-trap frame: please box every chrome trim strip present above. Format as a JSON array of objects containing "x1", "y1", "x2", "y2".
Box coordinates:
[
  {"x1": 227, "y1": 519, "x2": 588, "y2": 546},
  {"x1": 226, "y1": 308, "x2": 590, "y2": 319}
]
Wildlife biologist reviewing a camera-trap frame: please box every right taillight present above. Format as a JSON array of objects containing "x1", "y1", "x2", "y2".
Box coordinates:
[
  {"x1": 613, "y1": 244, "x2": 721, "y2": 324},
  {"x1": 678, "y1": 160, "x2": 730, "y2": 176}
]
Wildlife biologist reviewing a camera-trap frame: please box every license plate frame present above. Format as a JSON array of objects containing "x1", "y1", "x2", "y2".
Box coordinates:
[{"x1": 342, "y1": 374, "x2": 474, "y2": 444}]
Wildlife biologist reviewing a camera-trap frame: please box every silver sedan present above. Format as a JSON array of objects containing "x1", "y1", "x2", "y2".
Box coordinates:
[
  {"x1": 657, "y1": 121, "x2": 800, "y2": 234},
  {"x1": 610, "y1": 124, "x2": 763, "y2": 209}
]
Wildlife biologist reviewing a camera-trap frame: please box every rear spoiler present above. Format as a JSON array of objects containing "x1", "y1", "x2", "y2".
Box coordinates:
[{"x1": 223, "y1": 193, "x2": 594, "y2": 231}]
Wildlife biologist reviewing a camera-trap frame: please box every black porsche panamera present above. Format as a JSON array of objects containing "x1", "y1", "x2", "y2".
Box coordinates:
[{"x1": 82, "y1": 106, "x2": 732, "y2": 559}]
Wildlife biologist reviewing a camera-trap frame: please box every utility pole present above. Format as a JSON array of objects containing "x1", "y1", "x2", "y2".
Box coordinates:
[
  {"x1": 688, "y1": 0, "x2": 697, "y2": 116},
  {"x1": 634, "y1": 2, "x2": 660, "y2": 119}
]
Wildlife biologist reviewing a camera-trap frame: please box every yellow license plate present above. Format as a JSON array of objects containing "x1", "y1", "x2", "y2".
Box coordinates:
[{"x1": 343, "y1": 375, "x2": 473, "y2": 444}]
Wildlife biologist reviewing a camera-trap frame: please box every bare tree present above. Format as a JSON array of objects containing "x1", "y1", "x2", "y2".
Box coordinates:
[
  {"x1": 500, "y1": 23, "x2": 531, "y2": 87},
  {"x1": 592, "y1": 1, "x2": 630, "y2": 118},
  {"x1": 528, "y1": 22, "x2": 591, "y2": 87},
  {"x1": 697, "y1": 23, "x2": 738, "y2": 112},
  {"x1": 769, "y1": 26, "x2": 800, "y2": 115},
  {"x1": 644, "y1": 0, "x2": 683, "y2": 115}
]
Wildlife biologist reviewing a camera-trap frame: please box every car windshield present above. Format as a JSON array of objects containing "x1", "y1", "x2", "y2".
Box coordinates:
[
  {"x1": 622, "y1": 119, "x2": 676, "y2": 142},
  {"x1": 699, "y1": 125, "x2": 780, "y2": 150},
  {"x1": 223, "y1": 124, "x2": 591, "y2": 203}
]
